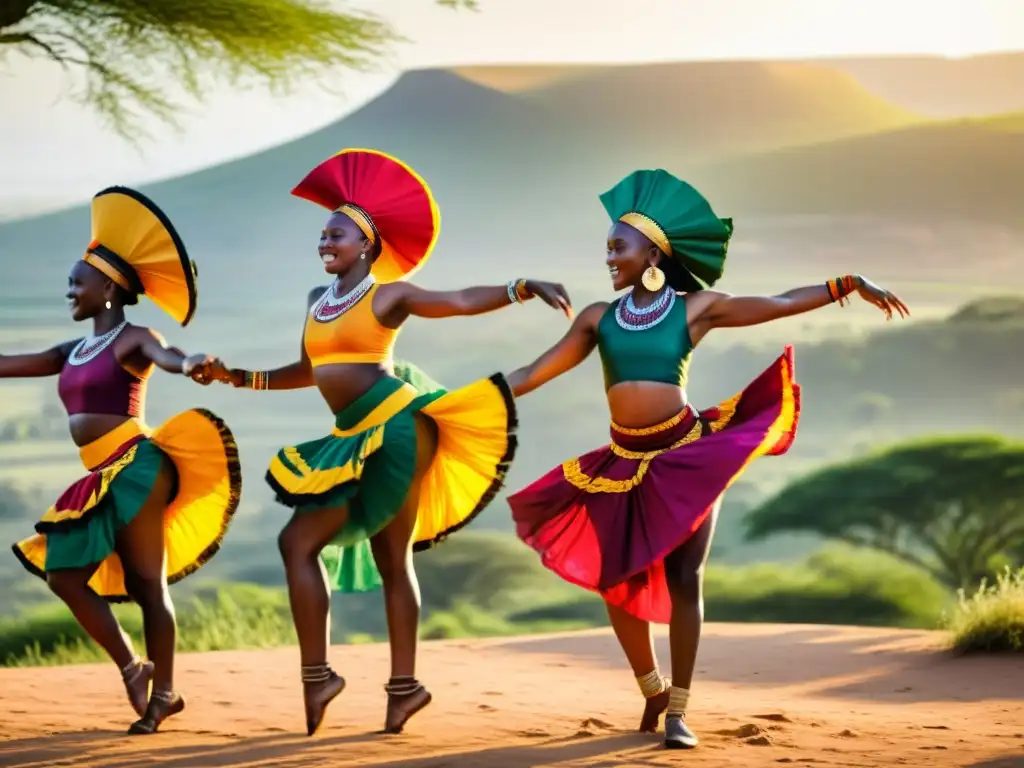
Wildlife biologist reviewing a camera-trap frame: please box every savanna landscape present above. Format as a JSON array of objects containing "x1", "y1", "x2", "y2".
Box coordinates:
[{"x1": 0, "y1": 47, "x2": 1022, "y2": 767}]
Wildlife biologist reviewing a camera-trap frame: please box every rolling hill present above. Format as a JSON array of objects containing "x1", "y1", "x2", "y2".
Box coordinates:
[
  {"x1": 516, "y1": 60, "x2": 921, "y2": 159},
  {"x1": 688, "y1": 113, "x2": 1024, "y2": 229},
  {"x1": 0, "y1": 60, "x2": 1020, "y2": 402},
  {"x1": 2, "y1": 59, "x2": 1015, "y2": 287}
]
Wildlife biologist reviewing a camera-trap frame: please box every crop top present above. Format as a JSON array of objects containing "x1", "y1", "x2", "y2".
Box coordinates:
[
  {"x1": 57, "y1": 338, "x2": 148, "y2": 418},
  {"x1": 596, "y1": 294, "x2": 694, "y2": 391},
  {"x1": 304, "y1": 282, "x2": 397, "y2": 367}
]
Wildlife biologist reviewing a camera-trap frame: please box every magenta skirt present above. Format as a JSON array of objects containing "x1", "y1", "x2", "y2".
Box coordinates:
[{"x1": 507, "y1": 346, "x2": 801, "y2": 624}]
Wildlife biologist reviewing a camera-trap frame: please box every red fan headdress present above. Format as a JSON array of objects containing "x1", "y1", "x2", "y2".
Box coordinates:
[{"x1": 291, "y1": 148, "x2": 441, "y2": 283}]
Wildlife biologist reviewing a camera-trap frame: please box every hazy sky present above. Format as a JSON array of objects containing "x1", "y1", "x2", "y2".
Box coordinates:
[{"x1": 1, "y1": 0, "x2": 1022, "y2": 216}]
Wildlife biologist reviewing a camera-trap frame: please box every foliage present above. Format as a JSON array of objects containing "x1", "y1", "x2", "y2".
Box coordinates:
[
  {"x1": 414, "y1": 531, "x2": 575, "y2": 615},
  {"x1": 511, "y1": 544, "x2": 951, "y2": 630},
  {"x1": 2, "y1": 539, "x2": 958, "y2": 666},
  {"x1": 743, "y1": 435, "x2": 1024, "y2": 588},
  {"x1": 944, "y1": 566, "x2": 1024, "y2": 654},
  {"x1": 0, "y1": 0, "x2": 475, "y2": 141},
  {"x1": 0, "y1": 403, "x2": 67, "y2": 442},
  {"x1": 420, "y1": 600, "x2": 590, "y2": 640},
  {"x1": 0, "y1": 481, "x2": 35, "y2": 520},
  {"x1": 0, "y1": 582, "x2": 297, "y2": 666}
]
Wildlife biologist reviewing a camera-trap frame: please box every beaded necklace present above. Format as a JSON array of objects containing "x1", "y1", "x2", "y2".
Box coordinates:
[
  {"x1": 67, "y1": 320, "x2": 129, "y2": 366},
  {"x1": 310, "y1": 274, "x2": 376, "y2": 323},
  {"x1": 614, "y1": 288, "x2": 676, "y2": 331}
]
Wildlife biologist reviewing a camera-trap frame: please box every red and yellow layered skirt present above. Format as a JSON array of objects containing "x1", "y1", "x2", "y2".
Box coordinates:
[{"x1": 507, "y1": 347, "x2": 800, "y2": 623}]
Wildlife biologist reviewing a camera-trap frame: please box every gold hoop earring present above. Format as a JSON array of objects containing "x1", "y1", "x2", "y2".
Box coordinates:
[
  {"x1": 642, "y1": 265, "x2": 665, "y2": 292},
  {"x1": 105, "y1": 300, "x2": 112, "y2": 310}
]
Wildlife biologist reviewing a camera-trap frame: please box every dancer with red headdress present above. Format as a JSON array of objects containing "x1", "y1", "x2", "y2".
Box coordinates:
[{"x1": 206, "y1": 148, "x2": 572, "y2": 736}]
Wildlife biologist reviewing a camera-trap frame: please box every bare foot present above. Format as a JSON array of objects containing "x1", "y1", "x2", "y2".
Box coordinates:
[
  {"x1": 639, "y1": 688, "x2": 670, "y2": 733},
  {"x1": 304, "y1": 672, "x2": 346, "y2": 736},
  {"x1": 384, "y1": 681, "x2": 432, "y2": 734},
  {"x1": 122, "y1": 659, "x2": 154, "y2": 718},
  {"x1": 128, "y1": 690, "x2": 185, "y2": 735}
]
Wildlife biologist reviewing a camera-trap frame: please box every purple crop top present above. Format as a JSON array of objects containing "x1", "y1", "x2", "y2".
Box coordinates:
[{"x1": 57, "y1": 339, "x2": 148, "y2": 418}]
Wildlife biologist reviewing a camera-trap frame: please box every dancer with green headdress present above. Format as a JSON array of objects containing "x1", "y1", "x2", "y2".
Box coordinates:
[{"x1": 504, "y1": 169, "x2": 909, "y2": 749}]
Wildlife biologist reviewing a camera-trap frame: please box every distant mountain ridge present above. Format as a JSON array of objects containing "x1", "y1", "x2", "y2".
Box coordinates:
[
  {"x1": 1, "y1": 56, "x2": 1020, "y2": 321},
  {"x1": 455, "y1": 52, "x2": 1024, "y2": 118}
]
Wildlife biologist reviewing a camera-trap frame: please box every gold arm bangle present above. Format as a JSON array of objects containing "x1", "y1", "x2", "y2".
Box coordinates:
[{"x1": 245, "y1": 370, "x2": 270, "y2": 390}]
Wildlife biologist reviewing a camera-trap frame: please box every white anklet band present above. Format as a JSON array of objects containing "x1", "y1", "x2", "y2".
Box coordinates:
[
  {"x1": 667, "y1": 686, "x2": 690, "y2": 717},
  {"x1": 636, "y1": 669, "x2": 667, "y2": 698}
]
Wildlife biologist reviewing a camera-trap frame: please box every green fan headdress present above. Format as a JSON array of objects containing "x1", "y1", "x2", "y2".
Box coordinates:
[{"x1": 599, "y1": 169, "x2": 733, "y2": 291}]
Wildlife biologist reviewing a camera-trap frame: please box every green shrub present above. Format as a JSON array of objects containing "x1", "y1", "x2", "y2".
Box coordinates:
[
  {"x1": 0, "y1": 541, "x2": 960, "y2": 667},
  {"x1": 944, "y1": 566, "x2": 1024, "y2": 653},
  {"x1": 511, "y1": 544, "x2": 951, "y2": 629},
  {"x1": 1, "y1": 583, "x2": 295, "y2": 666}
]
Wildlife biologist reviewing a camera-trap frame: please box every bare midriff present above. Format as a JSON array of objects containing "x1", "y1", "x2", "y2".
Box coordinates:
[
  {"x1": 312, "y1": 363, "x2": 394, "y2": 415},
  {"x1": 606, "y1": 381, "x2": 689, "y2": 430},
  {"x1": 67, "y1": 413, "x2": 138, "y2": 448}
]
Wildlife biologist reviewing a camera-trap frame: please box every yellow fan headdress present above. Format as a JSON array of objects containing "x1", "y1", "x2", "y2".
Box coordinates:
[{"x1": 83, "y1": 186, "x2": 198, "y2": 326}]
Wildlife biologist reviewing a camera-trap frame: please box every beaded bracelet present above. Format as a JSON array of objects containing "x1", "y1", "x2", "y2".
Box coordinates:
[
  {"x1": 244, "y1": 370, "x2": 270, "y2": 390},
  {"x1": 507, "y1": 279, "x2": 530, "y2": 304},
  {"x1": 826, "y1": 275, "x2": 859, "y2": 303}
]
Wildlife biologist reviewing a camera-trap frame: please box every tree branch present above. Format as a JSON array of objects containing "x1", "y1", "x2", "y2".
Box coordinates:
[{"x1": 0, "y1": 0, "x2": 469, "y2": 142}]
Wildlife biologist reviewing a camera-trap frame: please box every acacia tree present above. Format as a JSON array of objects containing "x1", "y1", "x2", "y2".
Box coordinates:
[
  {"x1": 743, "y1": 435, "x2": 1024, "y2": 589},
  {"x1": 0, "y1": 0, "x2": 475, "y2": 141}
]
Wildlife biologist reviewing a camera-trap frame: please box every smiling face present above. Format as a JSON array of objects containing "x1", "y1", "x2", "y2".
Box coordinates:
[
  {"x1": 318, "y1": 211, "x2": 373, "y2": 276},
  {"x1": 65, "y1": 260, "x2": 116, "y2": 322},
  {"x1": 606, "y1": 221, "x2": 662, "y2": 292}
]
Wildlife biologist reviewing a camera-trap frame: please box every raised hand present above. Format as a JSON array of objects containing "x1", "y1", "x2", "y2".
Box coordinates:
[
  {"x1": 525, "y1": 280, "x2": 574, "y2": 318},
  {"x1": 854, "y1": 276, "x2": 910, "y2": 321}
]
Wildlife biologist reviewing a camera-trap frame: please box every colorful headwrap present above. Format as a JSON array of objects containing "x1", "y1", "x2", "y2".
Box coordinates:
[
  {"x1": 84, "y1": 186, "x2": 198, "y2": 326},
  {"x1": 599, "y1": 169, "x2": 733, "y2": 292},
  {"x1": 291, "y1": 148, "x2": 441, "y2": 283}
]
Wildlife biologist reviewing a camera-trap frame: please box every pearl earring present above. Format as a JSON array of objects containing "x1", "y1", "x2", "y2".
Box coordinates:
[
  {"x1": 105, "y1": 300, "x2": 112, "y2": 310},
  {"x1": 360, "y1": 254, "x2": 366, "y2": 260}
]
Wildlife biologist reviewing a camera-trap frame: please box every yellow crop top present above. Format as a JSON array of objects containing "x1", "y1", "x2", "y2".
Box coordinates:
[{"x1": 304, "y1": 282, "x2": 398, "y2": 367}]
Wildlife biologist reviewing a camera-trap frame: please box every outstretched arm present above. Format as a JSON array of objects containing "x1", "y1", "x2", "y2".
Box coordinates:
[
  {"x1": 379, "y1": 279, "x2": 572, "y2": 326},
  {"x1": 690, "y1": 274, "x2": 909, "y2": 337},
  {"x1": 505, "y1": 302, "x2": 606, "y2": 397},
  {"x1": 0, "y1": 341, "x2": 78, "y2": 379},
  {"x1": 211, "y1": 287, "x2": 322, "y2": 391},
  {"x1": 135, "y1": 328, "x2": 212, "y2": 377}
]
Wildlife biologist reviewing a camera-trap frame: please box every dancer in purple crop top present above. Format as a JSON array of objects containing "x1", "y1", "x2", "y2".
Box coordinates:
[{"x1": 6, "y1": 187, "x2": 242, "y2": 735}]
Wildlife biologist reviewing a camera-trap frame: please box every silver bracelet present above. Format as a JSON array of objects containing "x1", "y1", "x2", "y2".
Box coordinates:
[
  {"x1": 180, "y1": 357, "x2": 190, "y2": 375},
  {"x1": 507, "y1": 279, "x2": 522, "y2": 304}
]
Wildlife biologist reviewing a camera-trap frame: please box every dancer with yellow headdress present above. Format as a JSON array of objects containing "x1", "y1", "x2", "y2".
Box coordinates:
[
  {"x1": 205, "y1": 148, "x2": 572, "y2": 736},
  {"x1": 7, "y1": 186, "x2": 241, "y2": 735},
  {"x1": 503, "y1": 169, "x2": 910, "y2": 749}
]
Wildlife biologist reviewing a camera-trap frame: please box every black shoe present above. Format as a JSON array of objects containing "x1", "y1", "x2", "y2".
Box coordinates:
[{"x1": 664, "y1": 715, "x2": 698, "y2": 749}]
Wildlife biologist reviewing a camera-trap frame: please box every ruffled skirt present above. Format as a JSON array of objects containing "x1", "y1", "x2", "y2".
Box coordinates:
[
  {"x1": 507, "y1": 347, "x2": 800, "y2": 623},
  {"x1": 265, "y1": 362, "x2": 517, "y2": 593},
  {"x1": 12, "y1": 410, "x2": 242, "y2": 601}
]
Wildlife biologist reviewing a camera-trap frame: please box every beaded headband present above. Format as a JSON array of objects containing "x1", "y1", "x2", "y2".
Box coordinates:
[
  {"x1": 334, "y1": 204, "x2": 378, "y2": 244},
  {"x1": 619, "y1": 212, "x2": 672, "y2": 255}
]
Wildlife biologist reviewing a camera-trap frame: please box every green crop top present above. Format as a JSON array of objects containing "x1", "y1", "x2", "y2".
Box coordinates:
[{"x1": 597, "y1": 293, "x2": 693, "y2": 391}]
